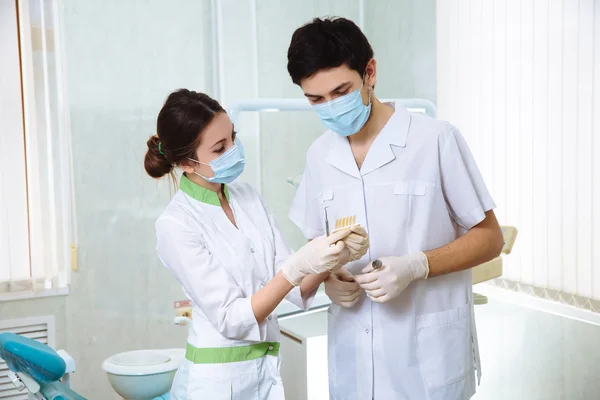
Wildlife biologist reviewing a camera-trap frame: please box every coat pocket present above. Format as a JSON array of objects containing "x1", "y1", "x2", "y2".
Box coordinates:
[
  {"x1": 394, "y1": 180, "x2": 429, "y2": 196},
  {"x1": 189, "y1": 361, "x2": 259, "y2": 399},
  {"x1": 416, "y1": 302, "x2": 472, "y2": 389},
  {"x1": 187, "y1": 376, "x2": 232, "y2": 399}
]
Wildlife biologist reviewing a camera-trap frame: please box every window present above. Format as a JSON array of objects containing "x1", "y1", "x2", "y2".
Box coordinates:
[{"x1": 0, "y1": 0, "x2": 74, "y2": 300}]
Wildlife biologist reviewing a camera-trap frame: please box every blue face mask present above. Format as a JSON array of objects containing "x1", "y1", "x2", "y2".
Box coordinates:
[
  {"x1": 312, "y1": 81, "x2": 372, "y2": 137},
  {"x1": 189, "y1": 138, "x2": 246, "y2": 184}
]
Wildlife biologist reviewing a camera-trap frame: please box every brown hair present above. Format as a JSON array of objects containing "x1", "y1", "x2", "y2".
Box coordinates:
[{"x1": 144, "y1": 89, "x2": 225, "y2": 181}]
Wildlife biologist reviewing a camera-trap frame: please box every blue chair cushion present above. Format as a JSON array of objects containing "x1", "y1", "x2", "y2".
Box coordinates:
[{"x1": 0, "y1": 332, "x2": 66, "y2": 383}]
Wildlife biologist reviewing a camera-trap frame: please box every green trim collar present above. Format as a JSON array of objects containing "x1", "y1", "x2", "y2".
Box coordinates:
[{"x1": 180, "y1": 174, "x2": 229, "y2": 206}]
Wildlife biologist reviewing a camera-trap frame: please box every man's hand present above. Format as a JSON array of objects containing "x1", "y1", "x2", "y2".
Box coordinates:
[
  {"x1": 354, "y1": 253, "x2": 429, "y2": 303},
  {"x1": 324, "y1": 267, "x2": 363, "y2": 308}
]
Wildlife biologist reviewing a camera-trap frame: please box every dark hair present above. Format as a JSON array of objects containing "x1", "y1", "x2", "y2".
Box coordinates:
[
  {"x1": 144, "y1": 89, "x2": 224, "y2": 180},
  {"x1": 287, "y1": 17, "x2": 374, "y2": 85}
]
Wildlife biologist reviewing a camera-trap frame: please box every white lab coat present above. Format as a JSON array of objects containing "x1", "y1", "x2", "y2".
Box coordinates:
[
  {"x1": 289, "y1": 103, "x2": 494, "y2": 400},
  {"x1": 156, "y1": 178, "x2": 314, "y2": 400}
]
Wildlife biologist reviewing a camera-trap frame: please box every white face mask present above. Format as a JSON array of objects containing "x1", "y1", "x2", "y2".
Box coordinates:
[{"x1": 312, "y1": 78, "x2": 372, "y2": 137}]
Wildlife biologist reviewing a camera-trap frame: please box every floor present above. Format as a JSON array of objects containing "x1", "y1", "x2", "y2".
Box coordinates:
[{"x1": 472, "y1": 297, "x2": 600, "y2": 400}]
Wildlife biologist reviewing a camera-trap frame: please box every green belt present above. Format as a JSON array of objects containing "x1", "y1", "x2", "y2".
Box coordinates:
[{"x1": 185, "y1": 342, "x2": 280, "y2": 364}]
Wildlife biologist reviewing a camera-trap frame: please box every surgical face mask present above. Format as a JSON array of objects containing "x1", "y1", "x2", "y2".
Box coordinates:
[
  {"x1": 189, "y1": 138, "x2": 245, "y2": 184},
  {"x1": 312, "y1": 80, "x2": 372, "y2": 137}
]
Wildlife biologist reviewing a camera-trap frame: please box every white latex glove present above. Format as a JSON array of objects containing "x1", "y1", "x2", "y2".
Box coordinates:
[
  {"x1": 343, "y1": 225, "x2": 369, "y2": 261},
  {"x1": 282, "y1": 229, "x2": 352, "y2": 286},
  {"x1": 354, "y1": 252, "x2": 429, "y2": 303},
  {"x1": 324, "y1": 228, "x2": 362, "y2": 271},
  {"x1": 324, "y1": 267, "x2": 363, "y2": 308}
]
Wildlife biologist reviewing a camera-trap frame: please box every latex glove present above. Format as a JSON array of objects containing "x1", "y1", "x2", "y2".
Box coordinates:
[
  {"x1": 323, "y1": 233, "x2": 355, "y2": 275},
  {"x1": 325, "y1": 267, "x2": 363, "y2": 308},
  {"x1": 354, "y1": 252, "x2": 429, "y2": 303},
  {"x1": 282, "y1": 229, "x2": 352, "y2": 286},
  {"x1": 334, "y1": 244, "x2": 352, "y2": 270},
  {"x1": 343, "y1": 225, "x2": 369, "y2": 261}
]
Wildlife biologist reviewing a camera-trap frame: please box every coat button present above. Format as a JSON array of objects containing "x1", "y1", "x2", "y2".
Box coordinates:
[
  {"x1": 268, "y1": 315, "x2": 272, "y2": 320},
  {"x1": 365, "y1": 329, "x2": 369, "y2": 334},
  {"x1": 268, "y1": 345, "x2": 274, "y2": 351},
  {"x1": 250, "y1": 248, "x2": 255, "y2": 253}
]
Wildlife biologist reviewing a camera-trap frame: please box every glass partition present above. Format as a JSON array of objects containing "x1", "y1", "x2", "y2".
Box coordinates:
[{"x1": 235, "y1": 109, "x2": 323, "y2": 250}]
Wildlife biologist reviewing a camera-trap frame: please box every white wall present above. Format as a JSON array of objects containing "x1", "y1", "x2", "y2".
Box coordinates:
[{"x1": 61, "y1": 1, "x2": 217, "y2": 395}]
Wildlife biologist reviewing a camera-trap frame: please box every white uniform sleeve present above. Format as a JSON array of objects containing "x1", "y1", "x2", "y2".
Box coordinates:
[
  {"x1": 267, "y1": 212, "x2": 317, "y2": 311},
  {"x1": 288, "y1": 161, "x2": 324, "y2": 240},
  {"x1": 439, "y1": 124, "x2": 496, "y2": 229},
  {"x1": 156, "y1": 216, "x2": 265, "y2": 342}
]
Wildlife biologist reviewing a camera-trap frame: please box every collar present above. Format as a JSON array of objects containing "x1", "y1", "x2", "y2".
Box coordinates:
[
  {"x1": 180, "y1": 174, "x2": 229, "y2": 206},
  {"x1": 381, "y1": 102, "x2": 410, "y2": 147},
  {"x1": 325, "y1": 102, "x2": 411, "y2": 178}
]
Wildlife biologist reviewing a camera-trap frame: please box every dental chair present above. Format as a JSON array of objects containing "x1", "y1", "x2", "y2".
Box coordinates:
[
  {"x1": 0, "y1": 332, "x2": 86, "y2": 400},
  {"x1": 472, "y1": 225, "x2": 518, "y2": 304}
]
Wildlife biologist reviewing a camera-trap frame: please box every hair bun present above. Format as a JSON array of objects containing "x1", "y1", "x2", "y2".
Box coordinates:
[{"x1": 144, "y1": 135, "x2": 173, "y2": 178}]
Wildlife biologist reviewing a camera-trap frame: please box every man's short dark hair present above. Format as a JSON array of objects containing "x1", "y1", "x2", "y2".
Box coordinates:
[{"x1": 287, "y1": 17, "x2": 374, "y2": 85}]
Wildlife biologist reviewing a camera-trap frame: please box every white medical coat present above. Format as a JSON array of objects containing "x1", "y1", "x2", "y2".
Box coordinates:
[
  {"x1": 156, "y1": 178, "x2": 314, "y2": 399},
  {"x1": 289, "y1": 103, "x2": 495, "y2": 400}
]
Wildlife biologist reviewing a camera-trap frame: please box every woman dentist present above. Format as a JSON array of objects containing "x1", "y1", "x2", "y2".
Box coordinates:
[{"x1": 144, "y1": 89, "x2": 369, "y2": 400}]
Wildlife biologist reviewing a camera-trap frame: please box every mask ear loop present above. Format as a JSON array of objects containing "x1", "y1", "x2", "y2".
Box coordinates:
[
  {"x1": 184, "y1": 158, "x2": 212, "y2": 181},
  {"x1": 362, "y1": 73, "x2": 373, "y2": 106}
]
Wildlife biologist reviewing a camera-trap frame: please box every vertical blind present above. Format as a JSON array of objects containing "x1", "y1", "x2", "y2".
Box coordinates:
[
  {"x1": 0, "y1": 0, "x2": 33, "y2": 285},
  {"x1": 437, "y1": 0, "x2": 600, "y2": 312},
  {"x1": 0, "y1": 0, "x2": 73, "y2": 292}
]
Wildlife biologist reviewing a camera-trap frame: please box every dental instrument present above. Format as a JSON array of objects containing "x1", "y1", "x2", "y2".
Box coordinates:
[{"x1": 324, "y1": 206, "x2": 330, "y2": 236}]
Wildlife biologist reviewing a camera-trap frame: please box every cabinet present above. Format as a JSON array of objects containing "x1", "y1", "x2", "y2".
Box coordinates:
[{"x1": 279, "y1": 310, "x2": 329, "y2": 400}]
